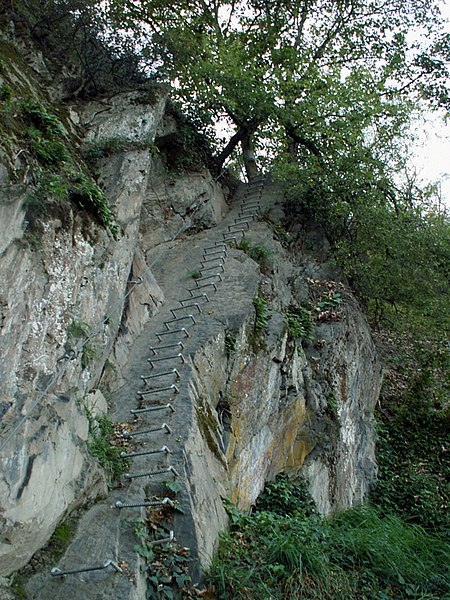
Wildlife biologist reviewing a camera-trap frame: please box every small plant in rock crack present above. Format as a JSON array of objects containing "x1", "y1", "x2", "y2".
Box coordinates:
[
  {"x1": 85, "y1": 412, "x2": 130, "y2": 481},
  {"x1": 237, "y1": 239, "x2": 272, "y2": 272},
  {"x1": 225, "y1": 331, "x2": 237, "y2": 358},
  {"x1": 188, "y1": 270, "x2": 202, "y2": 279},
  {"x1": 317, "y1": 292, "x2": 342, "y2": 310},
  {"x1": 285, "y1": 305, "x2": 314, "y2": 341},
  {"x1": 134, "y1": 514, "x2": 198, "y2": 599},
  {"x1": 250, "y1": 295, "x2": 271, "y2": 352},
  {"x1": 253, "y1": 295, "x2": 270, "y2": 334},
  {"x1": 67, "y1": 319, "x2": 97, "y2": 369},
  {"x1": 316, "y1": 292, "x2": 343, "y2": 323}
]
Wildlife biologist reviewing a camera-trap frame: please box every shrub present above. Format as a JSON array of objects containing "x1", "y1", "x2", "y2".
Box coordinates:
[{"x1": 208, "y1": 479, "x2": 450, "y2": 600}]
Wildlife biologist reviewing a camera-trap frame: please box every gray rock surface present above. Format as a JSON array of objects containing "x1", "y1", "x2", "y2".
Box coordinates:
[{"x1": 0, "y1": 30, "x2": 382, "y2": 598}]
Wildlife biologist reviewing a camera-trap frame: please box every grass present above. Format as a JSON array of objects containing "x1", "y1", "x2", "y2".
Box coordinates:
[{"x1": 207, "y1": 478, "x2": 450, "y2": 600}]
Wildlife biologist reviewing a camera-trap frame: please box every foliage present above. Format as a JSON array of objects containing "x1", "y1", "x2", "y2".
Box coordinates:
[
  {"x1": 0, "y1": 82, "x2": 13, "y2": 102},
  {"x1": 158, "y1": 108, "x2": 213, "y2": 173},
  {"x1": 83, "y1": 136, "x2": 160, "y2": 167},
  {"x1": 284, "y1": 305, "x2": 314, "y2": 341},
  {"x1": 188, "y1": 270, "x2": 202, "y2": 280},
  {"x1": 70, "y1": 173, "x2": 120, "y2": 239},
  {"x1": 371, "y1": 338, "x2": 450, "y2": 534},
  {"x1": 19, "y1": 99, "x2": 66, "y2": 136},
  {"x1": 224, "y1": 331, "x2": 237, "y2": 359},
  {"x1": 279, "y1": 158, "x2": 449, "y2": 333},
  {"x1": 253, "y1": 295, "x2": 269, "y2": 335},
  {"x1": 67, "y1": 319, "x2": 97, "y2": 369},
  {"x1": 208, "y1": 478, "x2": 450, "y2": 600},
  {"x1": 255, "y1": 475, "x2": 317, "y2": 517},
  {"x1": 105, "y1": 0, "x2": 450, "y2": 175},
  {"x1": 0, "y1": 84, "x2": 119, "y2": 238},
  {"x1": 83, "y1": 136, "x2": 131, "y2": 165},
  {"x1": 8, "y1": 0, "x2": 148, "y2": 98},
  {"x1": 85, "y1": 412, "x2": 129, "y2": 481},
  {"x1": 236, "y1": 239, "x2": 272, "y2": 272},
  {"x1": 317, "y1": 293, "x2": 342, "y2": 311},
  {"x1": 134, "y1": 501, "x2": 197, "y2": 599}
]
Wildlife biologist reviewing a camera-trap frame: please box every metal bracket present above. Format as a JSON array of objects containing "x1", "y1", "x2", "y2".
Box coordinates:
[
  {"x1": 50, "y1": 559, "x2": 123, "y2": 577},
  {"x1": 114, "y1": 497, "x2": 175, "y2": 509},
  {"x1": 130, "y1": 403, "x2": 175, "y2": 415}
]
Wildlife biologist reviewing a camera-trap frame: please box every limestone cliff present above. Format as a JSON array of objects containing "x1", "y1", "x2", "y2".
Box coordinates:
[{"x1": 0, "y1": 20, "x2": 382, "y2": 599}]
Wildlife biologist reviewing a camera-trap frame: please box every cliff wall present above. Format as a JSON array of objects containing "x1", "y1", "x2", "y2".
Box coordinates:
[{"x1": 0, "y1": 24, "x2": 382, "y2": 598}]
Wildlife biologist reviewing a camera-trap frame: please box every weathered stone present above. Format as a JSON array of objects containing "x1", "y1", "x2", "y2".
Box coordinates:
[{"x1": 0, "y1": 30, "x2": 382, "y2": 595}]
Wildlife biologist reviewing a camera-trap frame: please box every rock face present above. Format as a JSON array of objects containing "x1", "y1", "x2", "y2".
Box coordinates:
[{"x1": 0, "y1": 22, "x2": 382, "y2": 598}]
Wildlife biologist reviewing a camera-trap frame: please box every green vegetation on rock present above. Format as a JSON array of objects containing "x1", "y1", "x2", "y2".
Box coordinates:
[
  {"x1": 0, "y1": 53, "x2": 119, "y2": 239},
  {"x1": 86, "y1": 412, "x2": 129, "y2": 481}
]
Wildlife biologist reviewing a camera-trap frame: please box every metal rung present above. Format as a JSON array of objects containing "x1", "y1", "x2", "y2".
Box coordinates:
[
  {"x1": 224, "y1": 237, "x2": 238, "y2": 246},
  {"x1": 203, "y1": 248, "x2": 227, "y2": 258},
  {"x1": 223, "y1": 229, "x2": 244, "y2": 237},
  {"x1": 234, "y1": 216, "x2": 254, "y2": 223},
  {"x1": 196, "y1": 273, "x2": 222, "y2": 285},
  {"x1": 149, "y1": 531, "x2": 174, "y2": 546},
  {"x1": 141, "y1": 368, "x2": 180, "y2": 382},
  {"x1": 131, "y1": 403, "x2": 175, "y2": 415},
  {"x1": 171, "y1": 303, "x2": 201, "y2": 317},
  {"x1": 124, "y1": 423, "x2": 172, "y2": 437},
  {"x1": 124, "y1": 465, "x2": 179, "y2": 479},
  {"x1": 164, "y1": 314, "x2": 196, "y2": 329},
  {"x1": 149, "y1": 342, "x2": 184, "y2": 355},
  {"x1": 229, "y1": 222, "x2": 249, "y2": 231},
  {"x1": 190, "y1": 282, "x2": 217, "y2": 292},
  {"x1": 138, "y1": 384, "x2": 179, "y2": 397},
  {"x1": 202, "y1": 255, "x2": 225, "y2": 264},
  {"x1": 200, "y1": 264, "x2": 224, "y2": 274},
  {"x1": 120, "y1": 445, "x2": 171, "y2": 459},
  {"x1": 180, "y1": 292, "x2": 209, "y2": 304},
  {"x1": 156, "y1": 327, "x2": 189, "y2": 341},
  {"x1": 204, "y1": 243, "x2": 226, "y2": 251},
  {"x1": 148, "y1": 353, "x2": 186, "y2": 368},
  {"x1": 50, "y1": 560, "x2": 123, "y2": 577},
  {"x1": 115, "y1": 498, "x2": 175, "y2": 509},
  {"x1": 223, "y1": 232, "x2": 243, "y2": 241},
  {"x1": 200, "y1": 263, "x2": 223, "y2": 272}
]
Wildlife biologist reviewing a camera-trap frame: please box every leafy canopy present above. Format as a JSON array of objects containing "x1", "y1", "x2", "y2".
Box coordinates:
[{"x1": 104, "y1": 0, "x2": 450, "y2": 173}]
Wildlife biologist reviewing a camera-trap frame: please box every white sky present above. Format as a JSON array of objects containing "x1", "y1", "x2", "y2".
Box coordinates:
[{"x1": 411, "y1": 3, "x2": 450, "y2": 205}]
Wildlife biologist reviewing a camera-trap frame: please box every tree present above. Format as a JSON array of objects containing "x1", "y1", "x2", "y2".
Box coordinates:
[{"x1": 105, "y1": 0, "x2": 450, "y2": 176}]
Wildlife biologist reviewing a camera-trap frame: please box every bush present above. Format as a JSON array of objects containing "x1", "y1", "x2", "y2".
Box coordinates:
[
  {"x1": 371, "y1": 344, "x2": 450, "y2": 534},
  {"x1": 208, "y1": 479, "x2": 450, "y2": 600}
]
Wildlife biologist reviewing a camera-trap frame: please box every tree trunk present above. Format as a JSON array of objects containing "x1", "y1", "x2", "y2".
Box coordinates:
[{"x1": 241, "y1": 133, "x2": 259, "y2": 180}]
